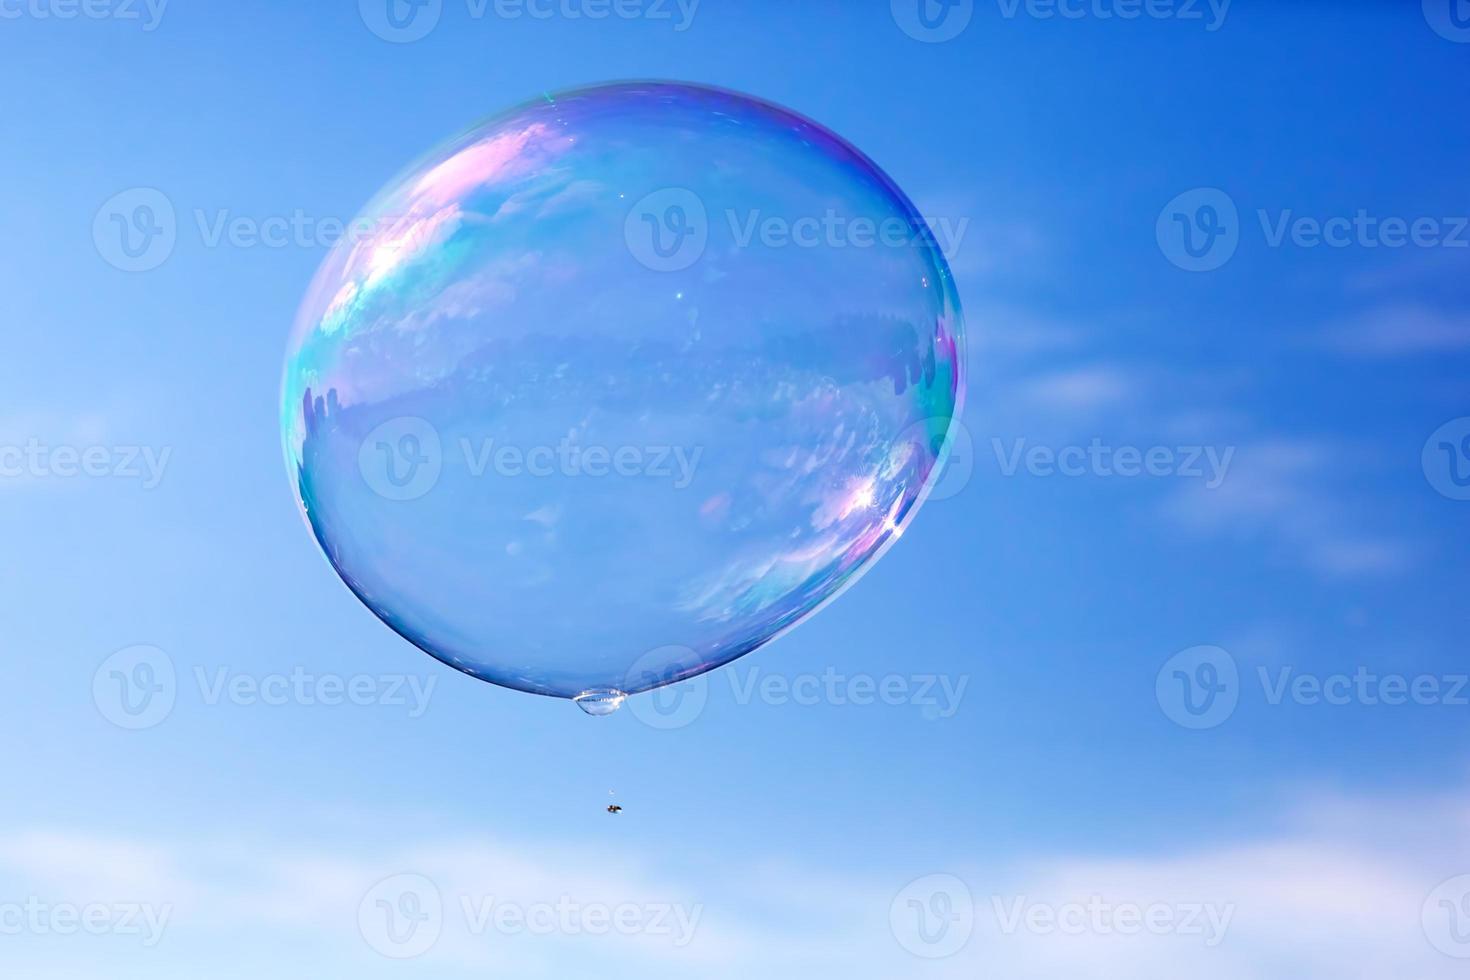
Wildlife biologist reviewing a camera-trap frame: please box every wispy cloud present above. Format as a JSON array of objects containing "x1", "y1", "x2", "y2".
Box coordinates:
[
  {"x1": 1161, "y1": 437, "x2": 1417, "y2": 577},
  {"x1": 2, "y1": 790, "x2": 1467, "y2": 979},
  {"x1": 906, "y1": 188, "x2": 1046, "y2": 285},
  {"x1": 961, "y1": 294, "x2": 1420, "y2": 581},
  {"x1": 1319, "y1": 304, "x2": 1470, "y2": 357},
  {"x1": 1016, "y1": 364, "x2": 1138, "y2": 413},
  {"x1": 968, "y1": 303, "x2": 1087, "y2": 357}
]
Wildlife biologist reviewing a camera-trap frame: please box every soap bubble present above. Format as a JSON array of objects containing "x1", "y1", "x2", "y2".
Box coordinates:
[{"x1": 281, "y1": 81, "x2": 965, "y2": 712}]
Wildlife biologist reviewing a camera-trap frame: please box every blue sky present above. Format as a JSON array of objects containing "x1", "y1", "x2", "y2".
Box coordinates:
[{"x1": 1, "y1": 1, "x2": 1469, "y2": 977}]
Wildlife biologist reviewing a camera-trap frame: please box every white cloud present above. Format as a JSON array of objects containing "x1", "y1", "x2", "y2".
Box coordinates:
[
  {"x1": 1016, "y1": 364, "x2": 1137, "y2": 412},
  {"x1": 1161, "y1": 437, "x2": 1416, "y2": 577},
  {"x1": 904, "y1": 188, "x2": 1046, "y2": 284},
  {"x1": 968, "y1": 303, "x2": 1087, "y2": 356},
  {"x1": 1, "y1": 791, "x2": 1467, "y2": 979},
  {"x1": 1320, "y1": 304, "x2": 1470, "y2": 357},
  {"x1": 958, "y1": 297, "x2": 1417, "y2": 581}
]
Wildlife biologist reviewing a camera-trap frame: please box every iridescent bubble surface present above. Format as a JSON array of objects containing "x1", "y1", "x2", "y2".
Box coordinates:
[{"x1": 282, "y1": 81, "x2": 964, "y2": 707}]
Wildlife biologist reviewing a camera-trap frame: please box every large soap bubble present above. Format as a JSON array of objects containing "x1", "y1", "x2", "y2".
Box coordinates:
[{"x1": 282, "y1": 81, "x2": 964, "y2": 713}]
